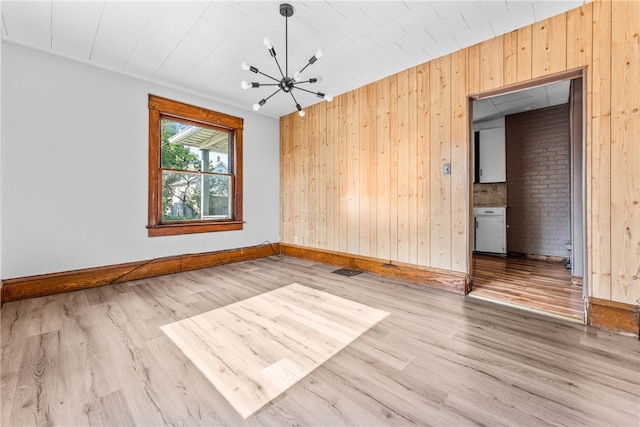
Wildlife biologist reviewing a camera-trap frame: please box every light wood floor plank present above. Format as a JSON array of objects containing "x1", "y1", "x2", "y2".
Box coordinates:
[
  {"x1": 161, "y1": 284, "x2": 389, "y2": 418},
  {"x1": 1, "y1": 257, "x2": 638, "y2": 426},
  {"x1": 471, "y1": 254, "x2": 584, "y2": 320}
]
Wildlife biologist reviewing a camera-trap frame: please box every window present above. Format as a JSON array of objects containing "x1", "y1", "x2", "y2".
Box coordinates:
[{"x1": 148, "y1": 95, "x2": 243, "y2": 236}]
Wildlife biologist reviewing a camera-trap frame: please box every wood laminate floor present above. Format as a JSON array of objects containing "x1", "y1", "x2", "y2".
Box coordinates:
[
  {"x1": 471, "y1": 254, "x2": 584, "y2": 321},
  {"x1": 161, "y1": 283, "x2": 388, "y2": 418},
  {"x1": 2, "y1": 256, "x2": 639, "y2": 426}
]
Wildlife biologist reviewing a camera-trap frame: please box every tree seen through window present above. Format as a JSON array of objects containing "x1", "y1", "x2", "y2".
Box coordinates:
[{"x1": 160, "y1": 119, "x2": 231, "y2": 221}]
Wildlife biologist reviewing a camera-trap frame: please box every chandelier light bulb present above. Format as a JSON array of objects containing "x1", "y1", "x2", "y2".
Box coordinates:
[
  {"x1": 325, "y1": 94, "x2": 333, "y2": 102},
  {"x1": 253, "y1": 99, "x2": 266, "y2": 111},
  {"x1": 263, "y1": 37, "x2": 273, "y2": 49},
  {"x1": 241, "y1": 80, "x2": 252, "y2": 90},
  {"x1": 241, "y1": 62, "x2": 250, "y2": 71},
  {"x1": 298, "y1": 109, "x2": 306, "y2": 117},
  {"x1": 293, "y1": 72, "x2": 302, "y2": 82},
  {"x1": 315, "y1": 48, "x2": 324, "y2": 59}
]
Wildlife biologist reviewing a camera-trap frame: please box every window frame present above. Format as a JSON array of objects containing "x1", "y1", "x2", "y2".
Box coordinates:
[{"x1": 148, "y1": 95, "x2": 243, "y2": 237}]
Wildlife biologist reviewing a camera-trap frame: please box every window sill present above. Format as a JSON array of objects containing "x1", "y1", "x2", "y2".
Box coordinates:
[{"x1": 147, "y1": 221, "x2": 244, "y2": 237}]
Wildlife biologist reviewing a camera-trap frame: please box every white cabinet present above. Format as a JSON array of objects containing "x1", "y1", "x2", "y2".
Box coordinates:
[
  {"x1": 474, "y1": 207, "x2": 506, "y2": 254},
  {"x1": 477, "y1": 128, "x2": 506, "y2": 183}
]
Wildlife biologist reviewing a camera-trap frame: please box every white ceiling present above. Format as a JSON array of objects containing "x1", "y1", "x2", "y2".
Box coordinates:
[
  {"x1": 1, "y1": 1, "x2": 585, "y2": 118},
  {"x1": 473, "y1": 79, "x2": 571, "y2": 122}
]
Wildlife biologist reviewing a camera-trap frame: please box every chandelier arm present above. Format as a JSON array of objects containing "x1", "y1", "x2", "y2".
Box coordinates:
[
  {"x1": 257, "y1": 70, "x2": 281, "y2": 83},
  {"x1": 296, "y1": 49, "x2": 323, "y2": 76},
  {"x1": 255, "y1": 83, "x2": 281, "y2": 87},
  {"x1": 288, "y1": 90, "x2": 301, "y2": 107},
  {"x1": 297, "y1": 62, "x2": 312, "y2": 76},
  {"x1": 271, "y1": 54, "x2": 286, "y2": 80},
  {"x1": 263, "y1": 88, "x2": 284, "y2": 103},
  {"x1": 294, "y1": 86, "x2": 321, "y2": 96}
]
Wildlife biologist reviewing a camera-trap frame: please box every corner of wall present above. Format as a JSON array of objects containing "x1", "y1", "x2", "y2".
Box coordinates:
[{"x1": 1, "y1": 34, "x2": 4, "y2": 289}]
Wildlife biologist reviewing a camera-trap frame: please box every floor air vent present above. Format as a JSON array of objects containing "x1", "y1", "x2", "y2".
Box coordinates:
[{"x1": 332, "y1": 268, "x2": 363, "y2": 277}]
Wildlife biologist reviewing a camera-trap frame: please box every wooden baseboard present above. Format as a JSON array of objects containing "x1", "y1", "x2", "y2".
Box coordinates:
[
  {"x1": 587, "y1": 297, "x2": 640, "y2": 336},
  {"x1": 1, "y1": 244, "x2": 279, "y2": 303},
  {"x1": 279, "y1": 243, "x2": 468, "y2": 294},
  {"x1": 508, "y1": 252, "x2": 566, "y2": 263}
]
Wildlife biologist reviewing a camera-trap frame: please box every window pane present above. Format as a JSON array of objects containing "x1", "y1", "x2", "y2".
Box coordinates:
[
  {"x1": 162, "y1": 171, "x2": 202, "y2": 221},
  {"x1": 203, "y1": 175, "x2": 232, "y2": 218},
  {"x1": 161, "y1": 119, "x2": 230, "y2": 172},
  {"x1": 162, "y1": 171, "x2": 232, "y2": 221}
]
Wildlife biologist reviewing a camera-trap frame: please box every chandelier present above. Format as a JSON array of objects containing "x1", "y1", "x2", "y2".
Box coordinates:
[{"x1": 240, "y1": 3, "x2": 332, "y2": 117}]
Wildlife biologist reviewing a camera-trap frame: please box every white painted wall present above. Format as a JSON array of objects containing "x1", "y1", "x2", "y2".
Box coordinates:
[
  {"x1": 0, "y1": 38, "x2": 3, "y2": 283},
  {"x1": 1, "y1": 43, "x2": 280, "y2": 279}
]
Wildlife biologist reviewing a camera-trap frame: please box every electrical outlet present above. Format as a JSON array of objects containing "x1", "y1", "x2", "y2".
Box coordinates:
[
  {"x1": 566, "y1": 243, "x2": 572, "y2": 250},
  {"x1": 443, "y1": 163, "x2": 451, "y2": 175},
  {"x1": 293, "y1": 236, "x2": 298, "y2": 244}
]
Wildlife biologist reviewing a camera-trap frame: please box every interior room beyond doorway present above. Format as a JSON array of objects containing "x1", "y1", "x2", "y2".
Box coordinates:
[{"x1": 469, "y1": 76, "x2": 585, "y2": 322}]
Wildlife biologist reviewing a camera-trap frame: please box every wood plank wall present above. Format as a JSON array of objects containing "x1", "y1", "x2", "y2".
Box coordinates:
[{"x1": 280, "y1": 0, "x2": 640, "y2": 306}]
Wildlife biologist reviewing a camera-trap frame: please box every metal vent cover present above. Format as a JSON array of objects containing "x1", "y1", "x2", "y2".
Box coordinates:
[{"x1": 332, "y1": 268, "x2": 363, "y2": 277}]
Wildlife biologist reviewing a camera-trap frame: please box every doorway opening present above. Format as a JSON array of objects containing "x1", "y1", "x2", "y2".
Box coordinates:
[{"x1": 468, "y1": 71, "x2": 586, "y2": 323}]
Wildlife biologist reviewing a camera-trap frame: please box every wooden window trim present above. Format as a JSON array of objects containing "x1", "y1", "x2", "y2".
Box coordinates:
[{"x1": 148, "y1": 95, "x2": 243, "y2": 237}]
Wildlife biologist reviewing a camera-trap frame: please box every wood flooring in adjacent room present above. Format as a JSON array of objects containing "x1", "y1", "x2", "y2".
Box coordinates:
[
  {"x1": 471, "y1": 254, "x2": 585, "y2": 321},
  {"x1": 2, "y1": 257, "x2": 639, "y2": 426}
]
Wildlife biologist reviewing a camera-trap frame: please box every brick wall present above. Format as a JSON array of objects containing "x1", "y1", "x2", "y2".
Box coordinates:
[{"x1": 506, "y1": 104, "x2": 570, "y2": 258}]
